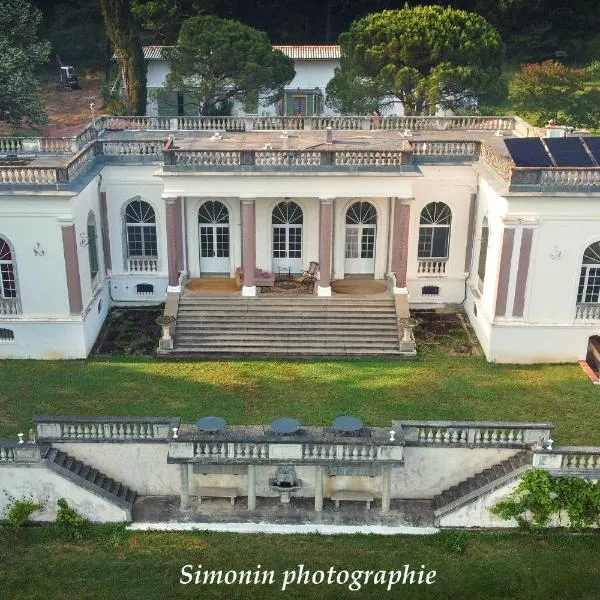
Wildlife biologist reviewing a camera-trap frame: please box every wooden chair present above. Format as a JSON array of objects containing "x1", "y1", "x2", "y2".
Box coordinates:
[{"x1": 296, "y1": 261, "x2": 319, "y2": 292}]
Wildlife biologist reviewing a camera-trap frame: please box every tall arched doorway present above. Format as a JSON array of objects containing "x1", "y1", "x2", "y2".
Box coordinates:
[
  {"x1": 272, "y1": 201, "x2": 303, "y2": 274},
  {"x1": 344, "y1": 201, "x2": 376, "y2": 275},
  {"x1": 198, "y1": 201, "x2": 230, "y2": 274}
]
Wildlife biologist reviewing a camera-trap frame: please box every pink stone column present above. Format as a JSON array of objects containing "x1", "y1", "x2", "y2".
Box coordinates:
[
  {"x1": 512, "y1": 228, "x2": 534, "y2": 318},
  {"x1": 241, "y1": 199, "x2": 256, "y2": 294},
  {"x1": 99, "y1": 191, "x2": 112, "y2": 271},
  {"x1": 390, "y1": 198, "x2": 412, "y2": 288},
  {"x1": 61, "y1": 222, "x2": 83, "y2": 314},
  {"x1": 318, "y1": 199, "x2": 333, "y2": 295},
  {"x1": 165, "y1": 197, "x2": 181, "y2": 288},
  {"x1": 464, "y1": 193, "x2": 477, "y2": 272},
  {"x1": 495, "y1": 228, "x2": 515, "y2": 317}
]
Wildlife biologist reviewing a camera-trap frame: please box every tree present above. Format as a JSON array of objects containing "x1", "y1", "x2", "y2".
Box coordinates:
[
  {"x1": 100, "y1": 0, "x2": 147, "y2": 115},
  {"x1": 326, "y1": 5, "x2": 505, "y2": 115},
  {"x1": 161, "y1": 15, "x2": 295, "y2": 116},
  {"x1": 0, "y1": 0, "x2": 50, "y2": 126},
  {"x1": 509, "y1": 60, "x2": 600, "y2": 128}
]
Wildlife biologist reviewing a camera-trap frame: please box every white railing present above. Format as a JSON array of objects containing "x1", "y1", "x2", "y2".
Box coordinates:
[
  {"x1": 0, "y1": 444, "x2": 15, "y2": 462},
  {"x1": 35, "y1": 417, "x2": 175, "y2": 441},
  {"x1": 0, "y1": 298, "x2": 19, "y2": 315},
  {"x1": 541, "y1": 169, "x2": 600, "y2": 187},
  {"x1": 128, "y1": 258, "x2": 158, "y2": 273},
  {"x1": 66, "y1": 143, "x2": 98, "y2": 181},
  {"x1": 417, "y1": 260, "x2": 447, "y2": 275},
  {"x1": 193, "y1": 442, "x2": 269, "y2": 460},
  {"x1": 302, "y1": 443, "x2": 379, "y2": 461},
  {"x1": 575, "y1": 303, "x2": 600, "y2": 320},
  {"x1": 0, "y1": 167, "x2": 58, "y2": 185},
  {"x1": 173, "y1": 151, "x2": 241, "y2": 166},
  {"x1": 334, "y1": 151, "x2": 404, "y2": 166},
  {"x1": 377, "y1": 116, "x2": 515, "y2": 131},
  {"x1": 561, "y1": 450, "x2": 600, "y2": 471},
  {"x1": 254, "y1": 151, "x2": 321, "y2": 166},
  {"x1": 397, "y1": 420, "x2": 553, "y2": 448},
  {"x1": 411, "y1": 140, "x2": 478, "y2": 156},
  {"x1": 101, "y1": 140, "x2": 162, "y2": 156},
  {"x1": 179, "y1": 116, "x2": 245, "y2": 131}
]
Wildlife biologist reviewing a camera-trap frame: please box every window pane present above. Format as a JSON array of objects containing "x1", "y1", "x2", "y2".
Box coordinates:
[
  {"x1": 0, "y1": 264, "x2": 16, "y2": 298},
  {"x1": 215, "y1": 226, "x2": 229, "y2": 258},
  {"x1": 345, "y1": 228, "x2": 359, "y2": 259},
  {"x1": 127, "y1": 225, "x2": 143, "y2": 256},
  {"x1": 585, "y1": 268, "x2": 600, "y2": 303},
  {"x1": 288, "y1": 226, "x2": 302, "y2": 258},
  {"x1": 418, "y1": 227, "x2": 433, "y2": 258},
  {"x1": 361, "y1": 227, "x2": 375, "y2": 259},
  {"x1": 200, "y1": 226, "x2": 214, "y2": 257},
  {"x1": 273, "y1": 227, "x2": 286, "y2": 258},
  {"x1": 432, "y1": 227, "x2": 449, "y2": 259},
  {"x1": 143, "y1": 226, "x2": 157, "y2": 256}
]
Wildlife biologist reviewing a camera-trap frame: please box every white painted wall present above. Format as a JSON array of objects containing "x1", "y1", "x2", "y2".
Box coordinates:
[
  {"x1": 59, "y1": 442, "x2": 180, "y2": 496},
  {"x1": 0, "y1": 464, "x2": 128, "y2": 522}
]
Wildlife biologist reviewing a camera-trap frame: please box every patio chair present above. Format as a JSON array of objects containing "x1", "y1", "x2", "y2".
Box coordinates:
[{"x1": 296, "y1": 261, "x2": 319, "y2": 292}]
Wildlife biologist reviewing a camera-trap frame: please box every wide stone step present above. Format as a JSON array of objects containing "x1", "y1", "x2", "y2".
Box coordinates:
[
  {"x1": 168, "y1": 348, "x2": 405, "y2": 358},
  {"x1": 176, "y1": 324, "x2": 398, "y2": 334},
  {"x1": 173, "y1": 339, "x2": 401, "y2": 349},
  {"x1": 177, "y1": 306, "x2": 395, "y2": 314}
]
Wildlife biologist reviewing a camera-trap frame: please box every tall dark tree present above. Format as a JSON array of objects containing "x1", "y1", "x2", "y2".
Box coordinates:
[
  {"x1": 100, "y1": 0, "x2": 147, "y2": 115},
  {"x1": 326, "y1": 6, "x2": 505, "y2": 115},
  {"x1": 161, "y1": 15, "x2": 294, "y2": 115},
  {"x1": 0, "y1": 0, "x2": 50, "y2": 126}
]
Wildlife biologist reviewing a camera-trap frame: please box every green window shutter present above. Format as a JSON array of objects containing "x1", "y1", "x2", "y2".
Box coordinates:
[
  {"x1": 285, "y1": 93, "x2": 293, "y2": 116},
  {"x1": 157, "y1": 92, "x2": 178, "y2": 117},
  {"x1": 306, "y1": 95, "x2": 314, "y2": 116}
]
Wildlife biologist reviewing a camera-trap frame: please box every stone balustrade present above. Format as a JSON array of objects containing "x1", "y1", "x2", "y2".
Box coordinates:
[
  {"x1": 410, "y1": 140, "x2": 478, "y2": 157},
  {"x1": 334, "y1": 150, "x2": 406, "y2": 166},
  {"x1": 575, "y1": 303, "x2": 600, "y2": 320},
  {"x1": 480, "y1": 141, "x2": 514, "y2": 181},
  {"x1": 101, "y1": 140, "x2": 162, "y2": 156},
  {"x1": 0, "y1": 442, "x2": 16, "y2": 462},
  {"x1": 179, "y1": 116, "x2": 246, "y2": 131},
  {"x1": 0, "y1": 441, "x2": 41, "y2": 463},
  {"x1": 417, "y1": 260, "x2": 447, "y2": 275},
  {"x1": 534, "y1": 447, "x2": 600, "y2": 472},
  {"x1": 0, "y1": 137, "x2": 74, "y2": 154},
  {"x1": 303, "y1": 443, "x2": 380, "y2": 461},
  {"x1": 395, "y1": 420, "x2": 553, "y2": 448},
  {"x1": 254, "y1": 151, "x2": 321, "y2": 166},
  {"x1": 34, "y1": 416, "x2": 178, "y2": 442},
  {"x1": 65, "y1": 143, "x2": 99, "y2": 181},
  {"x1": 0, "y1": 297, "x2": 19, "y2": 315},
  {"x1": 173, "y1": 150, "x2": 242, "y2": 166},
  {"x1": 0, "y1": 167, "x2": 59, "y2": 185},
  {"x1": 127, "y1": 257, "x2": 159, "y2": 272}
]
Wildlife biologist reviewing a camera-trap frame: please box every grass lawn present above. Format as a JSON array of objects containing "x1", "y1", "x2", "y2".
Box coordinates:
[
  {"x1": 0, "y1": 354, "x2": 598, "y2": 444},
  {"x1": 1, "y1": 526, "x2": 599, "y2": 599}
]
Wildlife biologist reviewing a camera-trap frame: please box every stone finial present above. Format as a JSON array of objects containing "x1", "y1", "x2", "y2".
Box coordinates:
[
  {"x1": 326, "y1": 126, "x2": 333, "y2": 144},
  {"x1": 389, "y1": 429, "x2": 396, "y2": 442},
  {"x1": 172, "y1": 427, "x2": 179, "y2": 439},
  {"x1": 17, "y1": 432, "x2": 24, "y2": 444}
]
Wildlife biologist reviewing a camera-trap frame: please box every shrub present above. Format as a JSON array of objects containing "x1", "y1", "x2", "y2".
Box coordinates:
[
  {"x1": 3, "y1": 495, "x2": 44, "y2": 528},
  {"x1": 56, "y1": 498, "x2": 91, "y2": 539}
]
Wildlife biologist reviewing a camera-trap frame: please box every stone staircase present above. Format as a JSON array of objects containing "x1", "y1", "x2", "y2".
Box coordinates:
[
  {"x1": 432, "y1": 451, "x2": 532, "y2": 520},
  {"x1": 167, "y1": 294, "x2": 411, "y2": 358},
  {"x1": 41, "y1": 445, "x2": 136, "y2": 513}
]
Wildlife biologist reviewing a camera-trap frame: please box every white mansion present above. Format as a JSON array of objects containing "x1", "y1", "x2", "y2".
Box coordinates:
[{"x1": 1, "y1": 112, "x2": 600, "y2": 362}]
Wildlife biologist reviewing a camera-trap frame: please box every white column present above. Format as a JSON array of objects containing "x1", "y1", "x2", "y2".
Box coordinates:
[
  {"x1": 247, "y1": 464, "x2": 256, "y2": 510},
  {"x1": 180, "y1": 464, "x2": 191, "y2": 512},
  {"x1": 314, "y1": 466, "x2": 324, "y2": 512},
  {"x1": 381, "y1": 467, "x2": 391, "y2": 514}
]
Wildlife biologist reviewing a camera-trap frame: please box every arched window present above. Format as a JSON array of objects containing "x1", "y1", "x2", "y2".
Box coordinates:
[
  {"x1": 418, "y1": 202, "x2": 451, "y2": 260},
  {"x1": 124, "y1": 199, "x2": 157, "y2": 271},
  {"x1": 87, "y1": 212, "x2": 100, "y2": 290},
  {"x1": 345, "y1": 201, "x2": 377, "y2": 225},
  {"x1": 272, "y1": 201, "x2": 303, "y2": 262},
  {"x1": 477, "y1": 217, "x2": 489, "y2": 292},
  {"x1": 0, "y1": 237, "x2": 17, "y2": 314},
  {"x1": 577, "y1": 241, "x2": 600, "y2": 304}
]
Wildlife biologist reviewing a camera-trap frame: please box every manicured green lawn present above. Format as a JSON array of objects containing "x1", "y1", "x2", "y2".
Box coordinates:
[
  {"x1": 1, "y1": 526, "x2": 599, "y2": 599},
  {"x1": 0, "y1": 355, "x2": 598, "y2": 444}
]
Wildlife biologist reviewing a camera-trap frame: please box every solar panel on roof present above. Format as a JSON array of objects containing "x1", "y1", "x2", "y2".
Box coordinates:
[
  {"x1": 582, "y1": 137, "x2": 600, "y2": 165},
  {"x1": 545, "y1": 137, "x2": 594, "y2": 167},
  {"x1": 504, "y1": 138, "x2": 553, "y2": 167}
]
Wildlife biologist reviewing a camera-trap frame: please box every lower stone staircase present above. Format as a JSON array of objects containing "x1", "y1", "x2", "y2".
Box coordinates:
[
  {"x1": 41, "y1": 445, "x2": 136, "y2": 513},
  {"x1": 432, "y1": 451, "x2": 532, "y2": 520},
  {"x1": 167, "y1": 294, "x2": 411, "y2": 358}
]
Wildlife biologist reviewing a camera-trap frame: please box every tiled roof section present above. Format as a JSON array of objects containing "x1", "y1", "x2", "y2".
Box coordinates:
[
  {"x1": 273, "y1": 45, "x2": 341, "y2": 60},
  {"x1": 136, "y1": 45, "x2": 342, "y2": 61}
]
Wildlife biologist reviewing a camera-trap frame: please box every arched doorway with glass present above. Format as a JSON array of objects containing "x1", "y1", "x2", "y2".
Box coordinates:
[
  {"x1": 344, "y1": 201, "x2": 377, "y2": 275},
  {"x1": 198, "y1": 200, "x2": 230, "y2": 274},
  {"x1": 272, "y1": 200, "x2": 303, "y2": 274}
]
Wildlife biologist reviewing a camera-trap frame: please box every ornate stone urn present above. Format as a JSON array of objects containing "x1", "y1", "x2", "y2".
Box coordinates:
[{"x1": 156, "y1": 315, "x2": 176, "y2": 350}]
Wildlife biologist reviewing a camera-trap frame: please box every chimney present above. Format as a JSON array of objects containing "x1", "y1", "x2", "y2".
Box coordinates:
[{"x1": 326, "y1": 126, "x2": 333, "y2": 144}]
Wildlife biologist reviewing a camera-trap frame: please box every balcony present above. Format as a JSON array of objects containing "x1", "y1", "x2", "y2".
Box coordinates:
[
  {"x1": 417, "y1": 259, "x2": 447, "y2": 275},
  {"x1": 0, "y1": 297, "x2": 19, "y2": 316},
  {"x1": 575, "y1": 303, "x2": 600, "y2": 320},
  {"x1": 127, "y1": 257, "x2": 159, "y2": 273}
]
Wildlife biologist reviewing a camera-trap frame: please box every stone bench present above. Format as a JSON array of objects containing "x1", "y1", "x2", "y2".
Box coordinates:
[
  {"x1": 330, "y1": 490, "x2": 374, "y2": 510},
  {"x1": 197, "y1": 486, "x2": 238, "y2": 506}
]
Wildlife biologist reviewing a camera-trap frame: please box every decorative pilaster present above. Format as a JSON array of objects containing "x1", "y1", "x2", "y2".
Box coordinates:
[
  {"x1": 495, "y1": 228, "x2": 515, "y2": 317},
  {"x1": 59, "y1": 218, "x2": 83, "y2": 315},
  {"x1": 464, "y1": 193, "x2": 477, "y2": 272},
  {"x1": 390, "y1": 198, "x2": 412, "y2": 289},
  {"x1": 318, "y1": 199, "x2": 333, "y2": 296},
  {"x1": 247, "y1": 464, "x2": 256, "y2": 510},
  {"x1": 165, "y1": 197, "x2": 182, "y2": 290},
  {"x1": 180, "y1": 464, "x2": 190, "y2": 512},
  {"x1": 381, "y1": 466, "x2": 391, "y2": 514},
  {"x1": 512, "y1": 228, "x2": 534, "y2": 317},
  {"x1": 314, "y1": 465, "x2": 324, "y2": 512},
  {"x1": 241, "y1": 199, "x2": 256, "y2": 297},
  {"x1": 99, "y1": 192, "x2": 112, "y2": 271}
]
